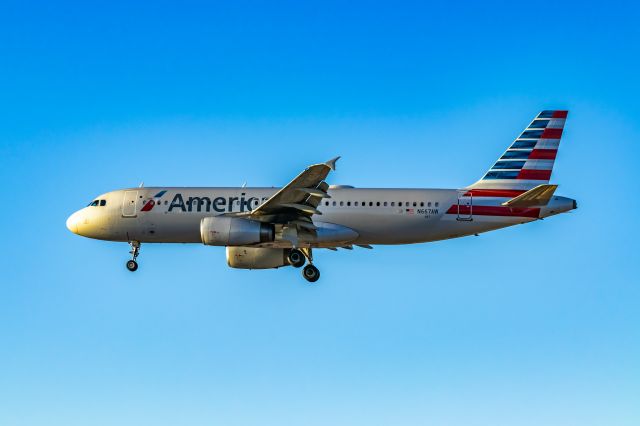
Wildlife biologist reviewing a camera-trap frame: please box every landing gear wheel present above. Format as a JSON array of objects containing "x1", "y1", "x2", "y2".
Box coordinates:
[
  {"x1": 126, "y1": 260, "x2": 138, "y2": 272},
  {"x1": 288, "y1": 249, "x2": 306, "y2": 268},
  {"x1": 302, "y1": 264, "x2": 320, "y2": 282},
  {"x1": 127, "y1": 241, "x2": 141, "y2": 272}
]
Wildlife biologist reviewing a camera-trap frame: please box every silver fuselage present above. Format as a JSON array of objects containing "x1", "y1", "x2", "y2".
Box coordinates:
[{"x1": 66, "y1": 187, "x2": 576, "y2": 247}]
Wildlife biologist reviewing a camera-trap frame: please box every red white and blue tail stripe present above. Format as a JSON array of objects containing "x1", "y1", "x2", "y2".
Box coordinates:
[{"x1": 469, "y1": 110, "x2": 567, "y2": 190}]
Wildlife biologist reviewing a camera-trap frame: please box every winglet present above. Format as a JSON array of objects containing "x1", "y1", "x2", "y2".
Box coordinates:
[{"x1": 325, "y1": 156, "x2": 341, "y2": 171}]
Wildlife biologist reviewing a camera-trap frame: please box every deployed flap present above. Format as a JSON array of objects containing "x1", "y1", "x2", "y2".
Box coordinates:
[
  {"x1": 501, "y1": 184, "x2": 558, "y2": 207},
  {"x1": 249, "y1": 157, "x2": 339, "y2": 222}
]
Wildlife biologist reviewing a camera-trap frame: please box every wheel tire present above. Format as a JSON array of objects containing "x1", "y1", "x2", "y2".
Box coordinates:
[
  {"x1": 302, "y1": 264, "x2": 320, "y2": 283},
  {"x1": 126, "y1": 260, "x2": 138, "y2": 272},
  {"x1": 288, "y1": 249, "x2": 306, "y2": 268}
]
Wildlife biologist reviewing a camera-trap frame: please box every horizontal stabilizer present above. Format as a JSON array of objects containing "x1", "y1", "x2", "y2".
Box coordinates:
[{"x1": 501, "y1": 184, "x2": 558, "y2": 208}]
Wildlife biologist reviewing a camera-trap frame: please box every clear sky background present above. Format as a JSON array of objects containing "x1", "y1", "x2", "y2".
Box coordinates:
[{"x1": 1, "y1": 1, "x2": 639, "y2": 425}]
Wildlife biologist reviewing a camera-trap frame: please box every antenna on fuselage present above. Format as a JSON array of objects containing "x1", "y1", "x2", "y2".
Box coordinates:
[
  {"x1": 139, "y1": 182, "x2": 144, "y2": 188},
  {"x1": 241, "y1": 181, "x2": 247, "y2": 188}
]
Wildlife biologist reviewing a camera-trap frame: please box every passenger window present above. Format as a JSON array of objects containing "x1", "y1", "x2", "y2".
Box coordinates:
[
  {"x1": 340, "y1": 201, "x2": 344, "y2": 206},
  {"x1": 347, "y1": 201, "x2": 351, "y2": 206},
  {"x1": 333, "y1": 201, "x2": 337, "y2": 206},
  {"x1": 420, "y1": 202, "x2": 424, "y2": 207},
  {"x1": 369, "y1": 202, "x2": 373, "y2": 206},
  {"x1": 391, "y1": 202, "x2": 395, "y2": 206},
  {"x1": 355, "y1": 202, "x2": 359, "y2": 206},
  {"x1": 100, "y1": 200, "x2": 106, "y2": 206},
  {"x1": 435, "y1": 202, "x2": 439, "y2": 207},
  {"x1": 376, "y1": 202, "x2": 380, "y2": 206},
  {"x1": 405, "y1": 202, "x2": 409, "y2": 207},
  {"x1": 383, "y1": 201, "x2": 387, "y2": 206},
  {"x1": 325, "y1": 201, "x2": 329, "y2": 206},
  {"x1": 428, "y1": 202, "x2": 432, "y2": 207},
  {"x1": 413, "y1": 202, "x2": 417, "y2": 207}
]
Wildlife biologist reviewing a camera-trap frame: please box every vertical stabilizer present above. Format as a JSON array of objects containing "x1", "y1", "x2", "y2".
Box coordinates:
[{"x1": 468, "y1": 110, "x2": 568, "y2": 190}]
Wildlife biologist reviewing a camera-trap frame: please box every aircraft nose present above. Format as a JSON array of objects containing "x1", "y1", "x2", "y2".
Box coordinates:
[{"x1": 66, "y1": 212, "x2": 80, "y2": 234}]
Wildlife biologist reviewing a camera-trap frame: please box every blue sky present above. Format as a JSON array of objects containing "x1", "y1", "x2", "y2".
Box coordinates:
[{"x1": 1, "y1": 1, "x2": 639, "y2": 425}]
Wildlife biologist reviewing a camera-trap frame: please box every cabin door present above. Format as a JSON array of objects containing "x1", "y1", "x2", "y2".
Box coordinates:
[
  {"x1": 457, "y1": 190, "x2": 473, "y2": 221},
  {"x1": 122, "y1": 191, "x2": 138, "y2": 217}
]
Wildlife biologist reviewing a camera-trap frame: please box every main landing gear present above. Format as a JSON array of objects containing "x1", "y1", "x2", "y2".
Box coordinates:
[
  {"x1": 302, "y1": 264, "x2": 320, "y2": 282},
  {"x1": 126, "y1": 241, "x2": 140, "y2": 272},
  {"x1": 289, "y1": 248, "x2": 320, "y2": 283},
  {"x1": 287, "y1": 249, "x2": 306, "y2": 268}
]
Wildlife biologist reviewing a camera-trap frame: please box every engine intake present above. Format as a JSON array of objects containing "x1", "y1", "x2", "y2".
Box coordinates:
[{"x1": 200, "y1": 216, "x2": 274, "y2": 246}]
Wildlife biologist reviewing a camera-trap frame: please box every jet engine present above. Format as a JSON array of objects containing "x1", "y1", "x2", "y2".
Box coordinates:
[
  {"x1": 226, "y1": 247, "x2": 290, "y2": 269},
  {"x1": 200, "y1": 216, "x2": 274, "y2": 246}
]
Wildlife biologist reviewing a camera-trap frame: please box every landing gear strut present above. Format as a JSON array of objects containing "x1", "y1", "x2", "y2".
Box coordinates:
[
  {"x1": 299, "y1": 248, "x2": 320, "y2": 283},
  {"x1": 126, "y1": 241, "x2": 140, "y2": 272}
]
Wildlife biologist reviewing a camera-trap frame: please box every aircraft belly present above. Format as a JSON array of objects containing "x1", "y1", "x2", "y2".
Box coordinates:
[
  {"x1": 322, "y1": 211, "x2": 443, "y2": 245},
  {"x1": 115, "y1": 213, "x2": 202, "y2": 243},
  {"x1": 152, "y1": 213, "x2": 202, "y2": 242},
  {"x1": 323, "y1": 210, "x2": 536, "y2": 245}
]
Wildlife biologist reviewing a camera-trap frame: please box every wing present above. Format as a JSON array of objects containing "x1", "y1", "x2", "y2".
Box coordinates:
[{"x1": 245, "y1": 157, "x2": 340, "y2": 226}]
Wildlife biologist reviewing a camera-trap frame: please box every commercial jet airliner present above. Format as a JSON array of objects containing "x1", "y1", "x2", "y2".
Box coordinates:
[{"x1": 66, "y1": 110, "x2": 576, "y2": 282}]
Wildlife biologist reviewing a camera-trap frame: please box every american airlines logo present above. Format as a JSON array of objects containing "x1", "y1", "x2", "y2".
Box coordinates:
[
  {"x1": 140, "y1": 190, "x2": 167, "y2": 211},
  {"x1": 142, "y1": 191, "x2": 265, "y2": 213}
]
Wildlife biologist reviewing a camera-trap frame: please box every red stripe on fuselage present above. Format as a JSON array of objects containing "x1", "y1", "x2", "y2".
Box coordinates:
[
  {"x1": 528, "y1": 149, "x2": 557, "y2": 160},
  {"x1": 517, "y1": 169, "x2": 552, "y2": 180},
  {"x1": 446, "y1": 204, "x2": 540, "y2": 218},
  {"x1": 463, "y1": 189, "x2": 527, "y2": 197}
]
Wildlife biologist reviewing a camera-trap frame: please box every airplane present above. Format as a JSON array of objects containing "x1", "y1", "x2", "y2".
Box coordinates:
[{"x1": 66, "y1": 110, "x2": 577, "y2": 282}]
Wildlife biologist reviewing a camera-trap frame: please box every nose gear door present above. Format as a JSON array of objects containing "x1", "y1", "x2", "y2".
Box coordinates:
[
  {"x1": 122, "y1": 191, "x2": 138, "y2": 217},
  {"x1": 456, "y1": 190, "x2": 473, "y2": 221}
]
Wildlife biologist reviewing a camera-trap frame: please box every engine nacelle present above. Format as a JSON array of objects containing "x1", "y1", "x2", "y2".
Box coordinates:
[
  {"x1": 200, "y1": 216, "x2": 274, "y2": 246},
  {"x1": 226, "y1": 247, "x2": 290, "y2": 269}
]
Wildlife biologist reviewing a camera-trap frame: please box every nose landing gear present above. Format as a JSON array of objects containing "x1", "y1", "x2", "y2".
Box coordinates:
[{"x1": 126, "y1": 241, "x2": 140, "y2": 272}]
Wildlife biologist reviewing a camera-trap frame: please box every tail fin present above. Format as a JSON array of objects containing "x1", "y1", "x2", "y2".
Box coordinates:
[{"x1": 468, "y1": 110, "x2": 568, "y2": 190}]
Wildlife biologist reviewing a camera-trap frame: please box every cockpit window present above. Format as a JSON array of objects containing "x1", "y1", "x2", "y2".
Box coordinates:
[
  {"x1": 89, "y1": 200, "x2": 99, "y2": 207},
  {"x1": 100, "y1": 200, "x2": 106, "y2": 206}
]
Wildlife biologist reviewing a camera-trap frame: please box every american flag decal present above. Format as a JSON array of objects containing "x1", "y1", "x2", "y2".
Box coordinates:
[{"x1": 406, "y1": 208, "x2": 414, "y2": 214}]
